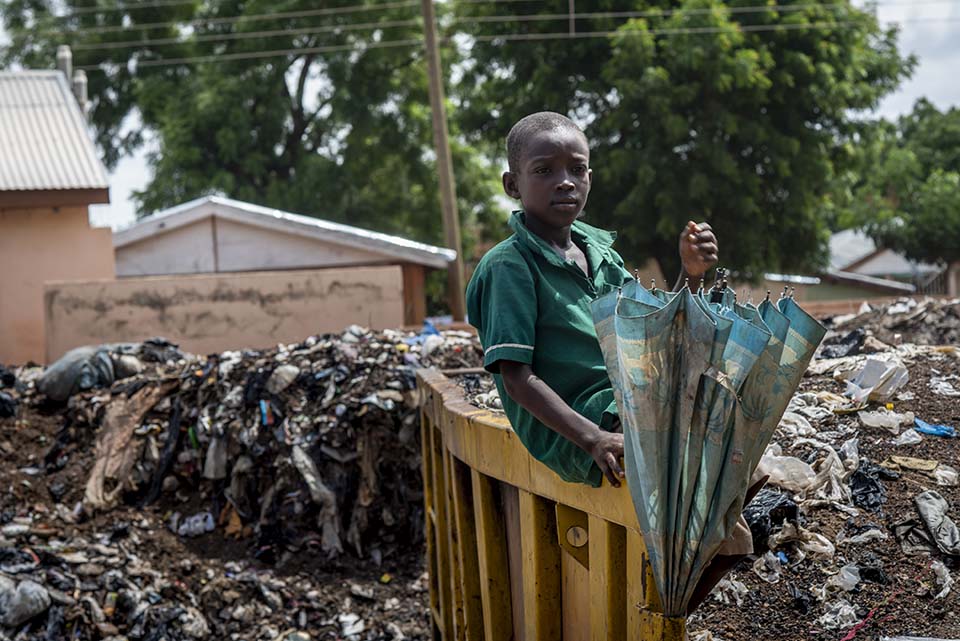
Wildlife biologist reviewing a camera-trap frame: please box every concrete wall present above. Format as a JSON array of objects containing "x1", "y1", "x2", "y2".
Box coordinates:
[
  {"x1": 0, "y1": 206, "x2": 115, "y2": 364},
  {"x1": 44, "y1": 266, "x2": 404, "y2": 360}
]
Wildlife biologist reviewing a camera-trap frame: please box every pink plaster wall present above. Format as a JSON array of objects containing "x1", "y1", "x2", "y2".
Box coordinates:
[
  {"x1": 44, "y1": 266, "x2": 404, "y2": 360},
  {"x1": 0, "y1": 206, "x2": 115, "y2": 365}
]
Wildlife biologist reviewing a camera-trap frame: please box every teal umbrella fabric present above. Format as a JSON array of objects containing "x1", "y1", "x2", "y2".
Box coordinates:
[{"x1": 591, "y1": 281, "x2": 826, "y2": 616}]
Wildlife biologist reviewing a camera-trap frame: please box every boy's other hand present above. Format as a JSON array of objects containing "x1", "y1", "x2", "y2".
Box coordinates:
[
  {"x1": 678, "y1": 220, "x2": 719, "y2": 280},
  {"x1": 589, "y1": 431, "x2": 625, "y2": 487}
]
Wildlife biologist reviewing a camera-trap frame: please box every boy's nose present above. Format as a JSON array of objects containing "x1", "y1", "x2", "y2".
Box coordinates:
[{"x1": 557, "y1": 177, "x2": 575, "y2": 191}]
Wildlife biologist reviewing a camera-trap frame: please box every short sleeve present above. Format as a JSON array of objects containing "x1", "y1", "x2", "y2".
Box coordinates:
[
  {"x1": 609, "y1": 248, "x2": 634, "y2": 285},
  {"x1": 466, "y1": 248, "x2": 537, "y2": 374}
]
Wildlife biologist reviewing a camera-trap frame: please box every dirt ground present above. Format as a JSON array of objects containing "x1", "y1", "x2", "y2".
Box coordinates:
[{"x1": 690, "y1": 349, "x2": 960, "y2": 640}]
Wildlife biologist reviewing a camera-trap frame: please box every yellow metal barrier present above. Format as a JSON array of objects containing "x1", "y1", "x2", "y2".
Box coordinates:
[{"x1": 417, "y1": 369, "x2": 685, "y2": 640}]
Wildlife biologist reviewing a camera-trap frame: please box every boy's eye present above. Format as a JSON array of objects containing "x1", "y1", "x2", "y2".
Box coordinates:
[
  {"x1": 534, "y1": 167, "x2": 550, "y2": 174},
  {"x1": 572, "y1": 165, "x2": 587, "y2": 174}
]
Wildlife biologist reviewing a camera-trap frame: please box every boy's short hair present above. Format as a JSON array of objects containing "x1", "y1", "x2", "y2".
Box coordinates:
[{"x1": 506, "y1": 111, "x2": 587, "y2": 172}]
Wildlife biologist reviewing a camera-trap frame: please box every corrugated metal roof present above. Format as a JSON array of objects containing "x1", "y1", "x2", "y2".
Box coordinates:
[
  {"x1": 0, "y1": 70, "x2": 109, "y2": 192},
  {"x1": 114, "y1": 195, "x2": 457, "y2": 269}
]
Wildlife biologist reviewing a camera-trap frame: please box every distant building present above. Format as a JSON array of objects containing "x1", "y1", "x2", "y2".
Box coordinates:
[
  {"x1": 0, "y1": 56, "x2": 115, "y2": 364},
  {"x1": 827, "y1": 229, "x2": 944, "y2": 293},
  {"x1": 112, "y1": 195, "x2": 456, "y2": 326}
]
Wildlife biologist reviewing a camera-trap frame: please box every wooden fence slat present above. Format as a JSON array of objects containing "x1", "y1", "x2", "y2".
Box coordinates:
[
  {"x1": 518, "y1": 489, "x2": 562, "y2": 641},
  {"x1": 471, "y1": 469, "x2": 513, "y2": 641},
  {"x1": 588, "y1": 515, "x2": 626, "y2": 641},
  {"x1": 450, "y1": 456, "x2": 484, "y2": 639}
]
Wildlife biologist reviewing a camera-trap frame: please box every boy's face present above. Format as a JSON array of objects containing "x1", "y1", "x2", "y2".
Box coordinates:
[{"x1": 503, "y1": 127, "x2": 592, "y2": 229}]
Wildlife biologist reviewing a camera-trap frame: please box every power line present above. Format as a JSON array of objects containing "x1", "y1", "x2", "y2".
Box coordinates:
[
  {"x1": 77, "y1": 17, "x2": 893, "y2": 72},
  {"x1": 77, "y1": 36, "x2": 423, "y2": 69},
  {"x1": 62, "y1": 1, "x2": 868, "y2": 55},
  {"x1": 51, "y1": 0, "x2": 540, "y2": 19},
  {"x1": 32, "y1": 0, "x2": 958, "y2": 40},
  {"x1": 72, "y1": 17, "x2": 421, "y2": 51},
  {"x1": 468, "y1": 19, "x2": 868, "y2": 44},
  {"x1": 37, "y1": 0, "x2": 421, "y2": 37},
  {"x1": 57, "y1": 0, "x2": 205, "y2": 15}
]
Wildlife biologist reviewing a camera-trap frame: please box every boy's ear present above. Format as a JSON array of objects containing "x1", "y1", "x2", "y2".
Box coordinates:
[{"x1": 502, "y1": 171, "x2": 521, "y2": 200}]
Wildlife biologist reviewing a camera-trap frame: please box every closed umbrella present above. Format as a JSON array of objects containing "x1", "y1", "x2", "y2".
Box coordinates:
[{"x1": 592, "y1": 279, "x2": 825, "y2": 616}]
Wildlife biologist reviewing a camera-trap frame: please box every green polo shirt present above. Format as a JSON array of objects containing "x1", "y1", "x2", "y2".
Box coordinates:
[{"x1": 466, "y1": 211, "x2": 632, "y2": 486}]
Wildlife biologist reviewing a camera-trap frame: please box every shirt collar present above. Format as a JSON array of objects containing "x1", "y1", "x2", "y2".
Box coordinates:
[{"x1": 508, "y1": 211, "x2": 617, "y2": 264}]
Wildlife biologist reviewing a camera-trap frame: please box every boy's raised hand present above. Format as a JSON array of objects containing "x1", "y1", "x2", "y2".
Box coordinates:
[{"x1": 678, "y1": 220, "x2": 719, "y2": 279}]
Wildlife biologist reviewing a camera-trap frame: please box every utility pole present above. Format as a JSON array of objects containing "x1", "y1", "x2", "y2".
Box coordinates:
[{"x1": 420, "y1": 0, "x2": 466, "y2": 321}]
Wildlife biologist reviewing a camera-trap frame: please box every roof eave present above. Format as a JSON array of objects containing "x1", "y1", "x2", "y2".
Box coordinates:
[
  {"x1": 822, "y1": 269, "x2": 917, "y2": 294},
  {"x1": 0, "y1": 187, "x2": 110, "y2": 209},
  {"x1": 113, "y1": 196, "x2": 457, "y2": 269}
]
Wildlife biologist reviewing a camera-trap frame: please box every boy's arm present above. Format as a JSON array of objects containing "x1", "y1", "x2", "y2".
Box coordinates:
[{"x1": 499, "y1": 360, "x2": 625, "y2": 487}]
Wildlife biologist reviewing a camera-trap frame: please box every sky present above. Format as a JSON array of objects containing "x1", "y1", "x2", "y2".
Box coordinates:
[{"x1": 86, "y1": 0, "x2": 960, "y2": 230}]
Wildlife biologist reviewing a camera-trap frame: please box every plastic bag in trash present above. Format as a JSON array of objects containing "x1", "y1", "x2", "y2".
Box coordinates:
[
  {"x1": 38, "y1": 346, "x2": 117, "y2": 402},
  {"x1": 914, "y1": 490, "x2": 960, "y2": 556},
  {"x1": 742, "y1": 489, "x2": 799, "y2": 551},
  {"x1": 914, "y1": 418, "x2": 956, "y2": 438},
  {"x1": 893, "y1": 429, "x2": 923, "y2": 445},
  {"x1": 175, "y1": 511, "x2": 215, "y2": 538},
  {"x1": 826, "y1": 564, "x2": 860, "y2": 592},
  {"x1": 934, "y1": 464, "x2": 959, "y2": 487},
  {"x1": 0, "y1": 576, "x2": 52, "y2": 627},
  {"x1": 819, "y1": 328, "x2": 866, "y2": 360},
  {"x1": 845, "y1": 358, "x2": 909, "y2": 403},
  {"x1": 0, "y1": 391, "x2": 17, "y2": 418},
  {"x1": 756, "y1": 445, "x2": 817, "y2": 495},
  {"x1": 859, "y1": 408, "x2": 915, "y2": 435},
  {"x1": 817, "y1": 599, "x2": 858, "y2": 630},
  {"x1": 930, "y1": 560, "x2": 954, "y2": 599}
]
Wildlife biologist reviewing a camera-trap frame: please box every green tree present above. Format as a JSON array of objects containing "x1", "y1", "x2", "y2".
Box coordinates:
[
  {"x1": 1, "y1": 0, "x2": 500, "y2": 258},
  {"x1": 455, "y1": 0, "x2": 913, "y2": 279},
  {"x1": 850, "y1": 100, "x2": 960, "y2": 265}
]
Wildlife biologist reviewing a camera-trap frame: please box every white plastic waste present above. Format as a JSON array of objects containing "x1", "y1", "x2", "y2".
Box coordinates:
[
  {"x1": 778, "y1": 412, "x2": 817, "y2": 438},
  {"x1": 894, "y1": 429, "x2": 923, "y2": 445},
  {"x1": 711, "y1": 577, "x2": 749, "y2": 606},
  {"x1": 756, "y1": 445, "x2": 817, "y2": 494},
  {"x1": 771, "y1": 522, "x2": 836, "y2": 558},
  {"x1": 818, "y1": 599, "x2": 859, "y2": 630},
  {"x1": 752, "y1": 551, "x2": 783, "y2": 584},
  {"x1": 826, "y1": 564, "x2": 861, "y2": 592},
  {"x1": 176, "y1": 511, "x2": 215, "y2": 538},
  {"x1": 935, "y1": 464, "x2": 959, "y2": 487},
  {"x1": 846, "y1": 358, "x2": 909, "y2": 403},
  {"x1": 930, "y1": 375, "x2": 960, "y2": 397},
  {"x1": 338, "y1": 612, "x2": 366, "y2": 639},
  {"x1": 859, "y1": 408, "x2": 916, "y2": 435},
  {"x1": 931, "y1": 560, "x2": 954, "y2": 599}
]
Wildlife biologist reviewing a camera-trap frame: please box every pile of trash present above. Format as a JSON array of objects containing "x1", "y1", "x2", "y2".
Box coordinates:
[
  {"x1": 691, "y1": 340, "x2": 960, "y2": 640},
  {"x1": 0, "y1": 325, "x2": 480, "y2": 640},
  {"x1": 823, "y1": 297, "x2": 960, "y2": 352},
  {"x1": 0, "y1": 510, "x2": 431, "y2": 641}
]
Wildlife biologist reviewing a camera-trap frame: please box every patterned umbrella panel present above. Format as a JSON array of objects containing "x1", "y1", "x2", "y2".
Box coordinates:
[{"x1": 592, "y1": 282, "x2": 825, "y2": 616}]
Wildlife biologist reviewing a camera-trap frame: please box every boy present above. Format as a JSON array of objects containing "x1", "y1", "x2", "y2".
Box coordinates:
[
  {"x1": 466, "y1": 111, "x2": 751, "y2": 613},
  {"x1": 467, "y1": 111, "x2": 718, "y2": 488}
]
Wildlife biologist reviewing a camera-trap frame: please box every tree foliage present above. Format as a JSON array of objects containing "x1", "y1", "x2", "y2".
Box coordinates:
[
  {"x1": 1, "y1": 0, "x2": 500, "y2": 253},
  {"x1": 455, "y1": 0, "x2": 914, "y2": 278},
  {"x1": 2, "y1": 0, "x2": 918, "y2": 280},
  {"x1": 846, "y1": 100, "x2": 960, "y2": 265}
]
